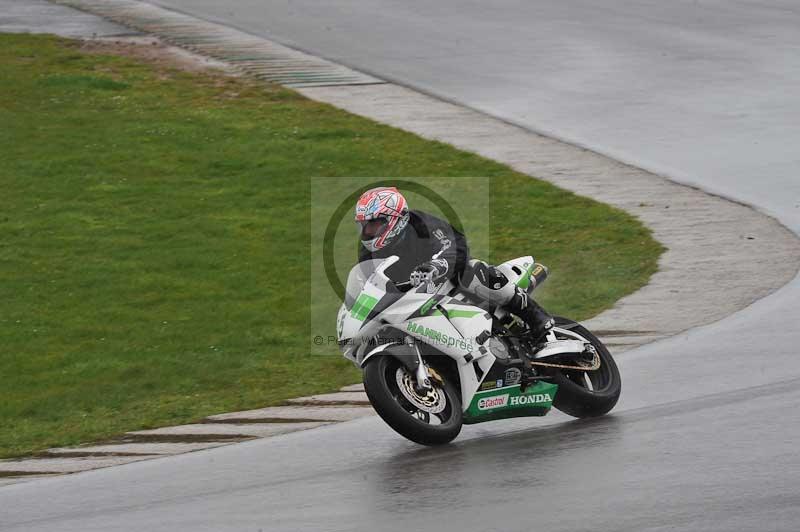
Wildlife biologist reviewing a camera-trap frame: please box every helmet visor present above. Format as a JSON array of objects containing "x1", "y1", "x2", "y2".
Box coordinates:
[{"x1": 357, "y1": 217, "x2": 389, "y2": 240}]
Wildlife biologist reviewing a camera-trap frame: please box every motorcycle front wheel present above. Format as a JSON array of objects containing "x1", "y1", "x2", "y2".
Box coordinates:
[{"x1": 363, "y1": 354, "x2": 462, "y2": 445}]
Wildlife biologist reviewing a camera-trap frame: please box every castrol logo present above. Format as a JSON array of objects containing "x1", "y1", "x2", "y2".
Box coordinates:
[{"x1": 477, "y1": 394, "x2": 509, "y2": 410}]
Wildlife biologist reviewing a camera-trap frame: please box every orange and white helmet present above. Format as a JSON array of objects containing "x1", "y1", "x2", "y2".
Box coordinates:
[{"x1": 355, "y1": 187, "x2": 409, "y2": 252}]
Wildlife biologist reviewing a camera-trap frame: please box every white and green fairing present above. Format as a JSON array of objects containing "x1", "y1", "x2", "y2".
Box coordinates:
[{"x1": 338, "y1": 255, "x2": 558, "y2": 423}]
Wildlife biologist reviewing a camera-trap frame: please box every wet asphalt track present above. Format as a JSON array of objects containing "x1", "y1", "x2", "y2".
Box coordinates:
[{"x1": 3, "y1": 1, "x2": 800, "y2": 530}]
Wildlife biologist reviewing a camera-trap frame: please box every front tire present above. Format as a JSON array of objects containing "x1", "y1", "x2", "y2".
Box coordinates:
[
  {"x1": 546, "y1": 317, "x2": 621, "y2": 418},
  {"x1": 363, "y1": 354, "x2": 462, "y2": 445}
]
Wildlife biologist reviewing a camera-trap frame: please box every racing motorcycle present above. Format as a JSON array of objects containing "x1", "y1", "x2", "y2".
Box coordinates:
[{"x1": 338, "y1": 256, "x2": 621, "y2": 445}]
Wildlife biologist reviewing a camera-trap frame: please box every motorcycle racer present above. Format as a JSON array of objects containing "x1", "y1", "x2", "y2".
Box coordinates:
[{"x1": 355, "y1": 186, "x2": 554, "y2": 340}]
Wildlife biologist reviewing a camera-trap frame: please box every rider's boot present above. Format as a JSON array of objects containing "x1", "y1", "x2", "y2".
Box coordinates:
[{"x1": 509, "y1": 288, "x2": 554, "y2": 342}]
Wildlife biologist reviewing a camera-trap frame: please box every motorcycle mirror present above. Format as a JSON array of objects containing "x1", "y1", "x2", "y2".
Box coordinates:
[
  {"x1": 374, "y1": 255, "x2": 400, "y2": 276},
  {"x1": 370, "y1": 255, "x2": 400, "y2": 290}
]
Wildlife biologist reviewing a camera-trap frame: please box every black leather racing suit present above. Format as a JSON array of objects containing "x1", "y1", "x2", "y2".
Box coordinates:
[
  {"x1": 358, "y1": 210, "x2": 469, "y2": 286},
  {"x1": 358, "y1": 210, "x2": 553, "y2": 338}
]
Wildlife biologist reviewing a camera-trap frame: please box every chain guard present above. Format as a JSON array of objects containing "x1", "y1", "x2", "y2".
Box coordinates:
[{"x1": 528, "y1": 348, "x2": 601, "y2": 371}]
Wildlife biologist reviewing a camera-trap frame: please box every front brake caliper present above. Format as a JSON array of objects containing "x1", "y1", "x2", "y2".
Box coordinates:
[{"x1": 427, "y1": 366, "x2": 444, "y2": 386}]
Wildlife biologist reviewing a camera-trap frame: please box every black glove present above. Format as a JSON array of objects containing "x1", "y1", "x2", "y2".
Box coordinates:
[{"x1": 409, "y1": 259, "x2": 449, "y2": 287}]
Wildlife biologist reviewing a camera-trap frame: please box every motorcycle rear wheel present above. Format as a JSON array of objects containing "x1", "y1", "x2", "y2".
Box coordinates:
[
  {"x1": 546, "y1": 317, "x2": 621, "y2": 418},
  {"x1": 363, "y1": 354, "x2": 462, "y2": 445}
]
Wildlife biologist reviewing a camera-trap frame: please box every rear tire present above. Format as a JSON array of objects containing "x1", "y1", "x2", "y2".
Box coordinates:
[
  {"x1": 363, "y1": 354, "x2": 462, "y2": 445},
  {"x1": 546, "y1": 317, "x2": 621, "y2": 418}
]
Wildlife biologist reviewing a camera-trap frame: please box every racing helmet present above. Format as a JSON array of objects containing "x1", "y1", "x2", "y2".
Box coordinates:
[{"x1": 355, "y1": 187, "x2": 410, "y2": 252}]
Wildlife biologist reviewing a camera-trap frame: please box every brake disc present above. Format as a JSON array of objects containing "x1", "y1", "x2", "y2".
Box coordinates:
[{"x1": 395, "y1": 367, "x2": 446, "y2": 414}]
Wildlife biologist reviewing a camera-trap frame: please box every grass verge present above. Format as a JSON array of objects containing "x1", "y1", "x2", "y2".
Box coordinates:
[{"x1": 0, "y1": 34, "x2": 663, "y2": 458}]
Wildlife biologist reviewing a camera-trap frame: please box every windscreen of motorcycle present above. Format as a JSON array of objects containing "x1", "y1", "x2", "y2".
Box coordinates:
[{"x1": 344, "y1": 259, "x2": 384, "y2": 310}]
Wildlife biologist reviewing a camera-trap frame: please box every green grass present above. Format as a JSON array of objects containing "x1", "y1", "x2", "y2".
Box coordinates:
[{"x1": 0, "y1": 34, "x2": 663, "y2": 458}]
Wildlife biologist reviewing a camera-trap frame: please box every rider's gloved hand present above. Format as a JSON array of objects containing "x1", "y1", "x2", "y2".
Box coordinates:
[{"x1": 409, "y1": 259, "x2": 448, "y2": 287}]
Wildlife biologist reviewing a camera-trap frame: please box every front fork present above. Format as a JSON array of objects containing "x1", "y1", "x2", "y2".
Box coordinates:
[
  {"x1": 359, "y1": 338, "x2": 434, "y2": 393},
  {"x1": 407, "y1": 337, "x2": 433, "y2": 392}
]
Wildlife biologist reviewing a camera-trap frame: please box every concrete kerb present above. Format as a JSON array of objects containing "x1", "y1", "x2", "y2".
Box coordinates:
[
  {"x1": 297, "y1": 83, "x2": 800, "y2": 345},
  {"x1": 2, "y1": 0, "x2": 799, "y2": 484}
]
